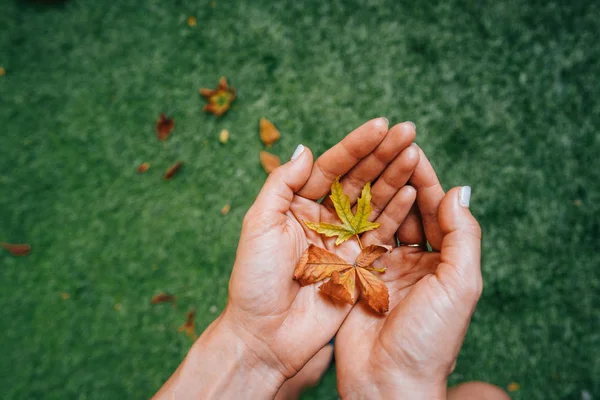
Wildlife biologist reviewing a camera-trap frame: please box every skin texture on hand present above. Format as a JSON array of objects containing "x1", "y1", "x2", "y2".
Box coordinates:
[
  {"x1": 335, "y1": 149, "x2": 483, "y2": 400},
  {"x1": 154, "y1": 119, "x2": 420, "y2": 399}
]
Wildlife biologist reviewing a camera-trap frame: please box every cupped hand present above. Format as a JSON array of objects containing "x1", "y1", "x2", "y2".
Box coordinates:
[
  {"x1": 223, "y1": 119, "x2": 420, "y2": 388},
  {"x1": 335, "y1": 150, "x2": 483, "y2": 400}
]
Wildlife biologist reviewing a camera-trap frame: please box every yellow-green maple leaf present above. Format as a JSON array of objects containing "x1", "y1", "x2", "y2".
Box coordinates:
[{"x1": 304, "y1": 177, "x2": 380, "y2": 245}]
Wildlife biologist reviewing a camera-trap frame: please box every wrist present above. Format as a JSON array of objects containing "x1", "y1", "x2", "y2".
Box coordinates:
[{"x1": 154, "y1": 313, "x2": 286, "y2": 399}]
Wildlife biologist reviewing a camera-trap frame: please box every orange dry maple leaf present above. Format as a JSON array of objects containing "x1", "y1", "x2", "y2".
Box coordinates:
[
  {"x1": 294, "y1": 244, "x2": 390, "y2": 313},
  {"x1": 259, "y1": 117, "x2": 280, "y2": 147},
  {"x1": 199, "y1": 77, "x2": 236, "y2": 117},
  {"x1": 1, "y1": 242, "x2": 31, "y2": 256},
  {"x1": 156, "y1": 113, "x2": 175, "y2": 141}
]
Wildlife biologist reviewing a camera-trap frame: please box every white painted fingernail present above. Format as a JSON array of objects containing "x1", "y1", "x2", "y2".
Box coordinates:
[
  {"x1": 405, "y1": 121, "x2": 416, "y2": 130},
  {"x1": 459, "y1": 186, "x2": 471, "y2": 208},
  {"x1": 291, "y1": 144, "x2": 305, "y2": 161},
  {"x1": 381, "y1": 117, "x2": 389, "y2": 126}
]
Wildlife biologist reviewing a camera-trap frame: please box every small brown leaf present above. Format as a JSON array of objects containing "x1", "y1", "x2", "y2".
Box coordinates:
[
  {"x1": 221, "y1": 204, "x2": 231, "y2": 215},
  {"x1": 507, "y1": 383, "x2": 520, "y2": 392},
  {"x1": 156, "y1": 113, "x2": 175, "y2": 141},
  {"x1": 178, "y1": 309, "x2": 197, "y2": 338},
  {"x1": 355, "y1": 267, "x2": 389, "y2": 313},
  {"x1": 1, "y1": 242, "x2": 31, "y2": 256},
  {"x1": 0, "y1": 67, "x2": 5, "y2": 76},
  {"x1": 320, "y1": 269, "x2": 357, "y2": 304},
  {"x1": 137, "y1": 162, "x2": 150, "y2": 173},
  {"x1": 187, "y1": 16, "x2": 196, "y2": 27},
  {"x1": 219, "y1": 129, "x2": 229, "y2": 143},
  {"x1": 355, "y1": 245, "x2": 391, "y2": 269},
  {"x1": 260, "y1": 151, "x2": 280, "y2": 174},
  {"x1": 60, "y1": 292, "x2": 71, "y2": 300},
  {"x1": 199, "y1": 77, "x2": 236, "y2": 117},
  {"x1": 164, "y1": 161, "x2": 183, "y2": 180},
  {"x1": 259, "y1": 117, "x2": 280, "y2": 147},
  {"x1": 293, "y1": 244, "x2": 352, "y2": 286},
  {"x1": 151, "y1": 293, "x2": 176, "y2": 304}
]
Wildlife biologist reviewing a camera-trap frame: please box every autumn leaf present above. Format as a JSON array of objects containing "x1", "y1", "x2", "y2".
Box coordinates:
[
  {"x1": 151, "y1": 293, "x2": 176, "y2": 304},
  {"x1": 178, "y1": 309, "x2": 197, "y2": 339},
  {"x1": 221, "y1": 204, "x2": 231, "y2": 215},
  {"x1": 137, "y1": 162, "x2": 150, "y2": 173},
  {"x1": 260, "y1": 151, "x2": 280, "y2": 174},
  {"x1": 156, "y1": 113, "x2": 175, "y2": 141},
  {"x1": 199, "y1": 76, "x2": 236, "y2": 117},
  {"x1": 164, "y1": 161, "x2": 183, "y2": 180},
  {"x1": 304, "y1": 177, "x2": 380, "y2": 245},
  {"x1": 293, "y1": 244, "x2": 390, "y2": 313},
  {"x1": 1, "y1": 242, "x2": 31, "y2": 256},
  {"x1": 219, "y1": 129, "x2": 229, "y2": 143},
  {"x1": 187, "y1": 16, "x2": 197, "y2": 27},
  {"x1": 259, "y1": 117, "x2": 280, "y2": 147}
]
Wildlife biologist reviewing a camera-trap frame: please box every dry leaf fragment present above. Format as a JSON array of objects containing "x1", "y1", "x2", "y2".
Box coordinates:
[
  {"x1": 60, "y1": 292, "x2": 71, "y2": 300},
  {"x1": 260, "y1": 151, "x2": 280, "y2": 174},
  {"x1": 355, "y1": 267, "x2": 389, "y2": 313},
  {"x1": 219, "y1": 129, "x2": 229, "y2": 143},
  {"x1": 507, "y1": 383, "x2": 520, "y2": 392},
  {"x1": 156, "y1": 113, "x2": 175, "y2": 141},
  {"x1": 187, "y1": 16, "x2": 196, "y2": 27},
  {"x1": 293, "y1": 244, "x2": 390, "y2": 313},
  {"x1": 199, "y1": 77, "x2": 236, "y2": 117},
  {"x1": 293, "y1": 244, "x2": 352, "y2": 286},
  {"x1": 164, "y1": 161, "x2": 183, "y2": 180},
  {"x1": 221, "y1": 204, "x2": 231, "y2": 215},
  {"x1": 1, "y1": 242, "x2": 31, "y2": 256},
  {"x1": 178, "y1": 309, "x2": 197, "y2": 338},
  {"x1": 304, "y1": 177, "x2": 380, "y2": 245},
  {"x1": 137, "y1": 162, "x2": 150, "y2": 173},
  {"x1": 151, "y1": 293, "x2": 176, "y2": 304},
  {"x1": 319, "y1": 269, "x2": 357, "y2": 304},
  {"x1": 0, "y1": 67, "x2": 5, "y2": 76},
  {"x1": 259, "y1": 117, "x2": 280, "y2": 147}
]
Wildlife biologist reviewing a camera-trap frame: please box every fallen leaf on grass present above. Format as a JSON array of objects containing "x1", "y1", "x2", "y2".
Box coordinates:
[
  {"x1": 507, "y1": 383, "x2": 520, "y2": 392},
  {"x1": 137, "y1": 162, "x2": 150, "y2": 173},
  {"x1": 260, "y1": 151, "x2": 280, "y2": 173},
  {"x1": 199, "y1": 77, "x2": 236, "y2": 117},
  {"x1": 0, "y1": 67, "x2": 5, "y2": 76},
  {"x1": 151, "y1": 293, "x2": 176, "y2": 304},
  {"x1": 187, "y1": 16, "x2": 196, "y2": 27},
  {"x1": 304, "y1": 177, "x2": 380, "y2": 245},
  {"x1": 221, "y1": 204, "x2": 231, "y2": 215},
  {"x1": 219, "y1": 129, "x2": 229, "y2": 143},
  {"x1": 1, "y1": 242, "x2": 31, "y2": 256},
  {"x1": 178, "y1": 309, "x2": 197, "y2": 338},
  {"x1": 156, "y1": 113, "x2": 175, "y2": 141},
  {"x1": 164, "y1": 161, "x2": 183, "y2": 180},
  {"x1": 259, "y1": 117, "x2": 280, "y2": 147},
  {"x1": 60, "y1": 292, "x2": 71, "y2": 300},
  {"x1": 293, "y1": 244, "x2": 390, "y2": 313}
]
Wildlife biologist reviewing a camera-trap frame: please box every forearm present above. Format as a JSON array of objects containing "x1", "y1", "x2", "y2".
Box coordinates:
[{"x1": 154, "y1": 315, "x2": 285, "y2": 400}]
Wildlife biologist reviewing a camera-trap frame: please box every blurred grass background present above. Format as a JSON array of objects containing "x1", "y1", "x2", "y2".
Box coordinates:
[{"x1": 1, "y1": 0, "x2": 599, "y2": 399}]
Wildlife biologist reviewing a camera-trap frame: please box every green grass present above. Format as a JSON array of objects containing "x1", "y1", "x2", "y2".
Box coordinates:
[{"x1": 1, "y1": 0, "x2": 599, "y2": 399}]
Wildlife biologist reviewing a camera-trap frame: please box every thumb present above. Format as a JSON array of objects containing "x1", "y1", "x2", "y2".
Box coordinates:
[
  {"x1": 251, "y1": 145, "x2": 314, "y2": 217},
  {"x1": 436, "y1": 186, "x2": 483, "y2": 305}
]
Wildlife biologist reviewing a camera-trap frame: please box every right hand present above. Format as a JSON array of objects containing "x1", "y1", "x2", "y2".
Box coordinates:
[{"x1": 335, "y1": 150, "x2": 483, "y2": 399}]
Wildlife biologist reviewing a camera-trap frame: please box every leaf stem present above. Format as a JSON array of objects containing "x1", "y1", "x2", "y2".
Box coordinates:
[{"x1": 356, "y1": 235, "x2": 364, "y2": 249}]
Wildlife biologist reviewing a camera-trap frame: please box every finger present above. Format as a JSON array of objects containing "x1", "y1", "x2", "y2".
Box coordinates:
[
  {"x1": 362, "y1": 186, "x2": 416, "y2": 246},
  {"x1": 368, "y1": 143, "x2": 420, "y2": 219},
  {"x1": 297, "y1": 118, "x2": 389, "y2": 200},
  {"x1": 322, "y1": 121, "x2": 415, "y2": 210},
  {"x1": 396, "y1": 204, "x2": 426, "y2": 247},
  {"x1": 249, "y1": 145, "x2": 314, "y2": 221},
  {"x1": 409, "y1": 147, "x2": 445, "y2": 250},
  {"x1": 436, "y1": 186, "x2": 483, "y2": 304}
]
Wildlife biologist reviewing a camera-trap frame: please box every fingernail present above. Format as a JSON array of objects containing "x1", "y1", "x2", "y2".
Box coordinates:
[
  {"x1": 459, "y1": 186, "x2": 471, "y2": 208},
  {"x1": 291, "y1": 144, "x2": 305, "y2": 161},
  {"x1": 404, "y1": 121, "x2": 416, "y2": 130},
  {"x1": 381, "y1": 117, "x2": 389, "y2": 126}
]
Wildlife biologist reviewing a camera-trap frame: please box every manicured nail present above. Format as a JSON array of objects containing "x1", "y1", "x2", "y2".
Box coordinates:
[
  {"x1": 459, "y1": 186, "x2": 471, "y2": 208},
  {"x1": 291, "y1": 144, "x2": 305, "y2": 161},
  {"x1": 381, "y1": 117, "x2": 389, "y2": 126},
  {"x1": 404, "y1": 121, "x2": 416, "y2": 130}
]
